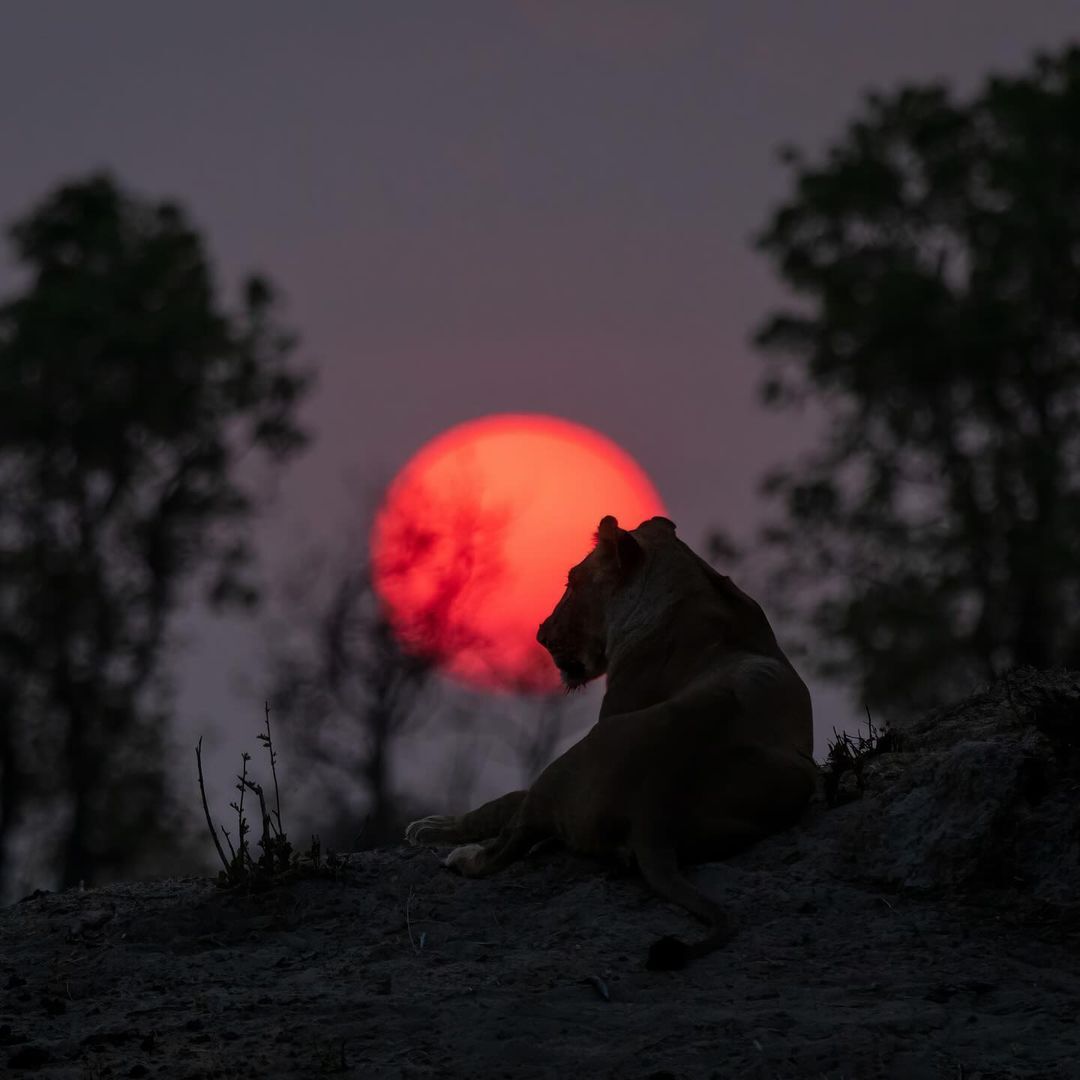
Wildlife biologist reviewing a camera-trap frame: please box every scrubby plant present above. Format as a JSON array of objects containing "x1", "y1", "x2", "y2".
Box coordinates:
[
  {"x1": 196, "y1": 703, "x2": 343, "y2": 887},
  {"x1": 822, "y1": 708, "x2": 903, "y2": 807}
]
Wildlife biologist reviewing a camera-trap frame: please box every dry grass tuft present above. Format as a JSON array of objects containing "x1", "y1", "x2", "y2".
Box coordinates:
[{"x1": 822, "y1": 706, "x2": 903, "y2": 807}]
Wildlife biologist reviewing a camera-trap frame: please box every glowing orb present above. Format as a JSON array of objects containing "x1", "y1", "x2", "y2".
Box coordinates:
[{"x1": 371, "y1": 413, "x2": 666, "y2": 692}]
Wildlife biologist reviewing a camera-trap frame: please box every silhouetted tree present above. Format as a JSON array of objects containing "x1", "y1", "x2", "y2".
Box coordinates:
[
  {"x1": 0, "y1": 173, "x2": 310, "y2": 893},
  {"x1": 267, "y1": 485, "x2": 495, "y2": 847},
  {"x1": 754, "y1": 46, "x2": 1080, "y2": 719},
  {"x1": 265, "y1": 473, "x2": 581, "y2": 846},
  {"x1": 269, "y1": 559, "x2": 435, "y2": 849}
]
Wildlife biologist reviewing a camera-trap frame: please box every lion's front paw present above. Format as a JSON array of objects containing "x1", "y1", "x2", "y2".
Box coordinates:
[
  {"x1": 404, "y1": 815, "x2": 458, "y2": 846},
  {"x1": 444, "y1": 843, "x2": 486, "y2": 876}
]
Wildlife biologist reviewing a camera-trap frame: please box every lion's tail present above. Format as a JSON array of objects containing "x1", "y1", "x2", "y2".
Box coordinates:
[{"x1": 634, "y1": 840, "x2": 737, "y2": 971}]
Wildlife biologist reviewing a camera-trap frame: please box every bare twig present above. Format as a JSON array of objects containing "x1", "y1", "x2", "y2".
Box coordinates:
[
  {"x1": 259, "y1": 700, "x2": 285, "y2": 837},
  {"x1": 196, "y1": 737, "x2": 230, "y2": 873},
  {"x1": 243, "y1": 778, "x2": 272, "y2": 866},
  {"x1": 230, "y1": 752, "x2": 253, "y2": 869},
  {"x1": 220, "y1": 824, "x2": 237, "y2": 862}
]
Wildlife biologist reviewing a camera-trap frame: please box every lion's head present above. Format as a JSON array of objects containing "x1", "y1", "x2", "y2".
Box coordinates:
[{"x1": 536, "y1": 514, "x2": 676, "y2": 689}]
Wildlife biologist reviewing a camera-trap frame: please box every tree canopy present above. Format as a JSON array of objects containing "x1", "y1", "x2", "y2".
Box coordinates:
[
  {"x1": 0, "y1": 174, "x2": 311, "y2": 893},
  {"x1": 754, "y1": 46, "x2": 1080, "y2": 718}
]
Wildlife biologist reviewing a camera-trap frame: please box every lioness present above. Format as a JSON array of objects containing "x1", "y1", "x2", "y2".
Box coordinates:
[{"x1": 405, "y1": 515, "x2": 816, "y2": 969}]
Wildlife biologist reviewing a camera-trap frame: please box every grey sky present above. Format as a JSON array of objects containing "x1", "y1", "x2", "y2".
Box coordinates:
[{"x1": 2, "y1": 2, "x2": 1077, "y2": 808}]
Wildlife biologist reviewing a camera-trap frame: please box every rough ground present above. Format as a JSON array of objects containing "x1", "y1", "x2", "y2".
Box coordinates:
[{"x1": 3, "y1": 669, "x2": 1080, "y2": 1079}]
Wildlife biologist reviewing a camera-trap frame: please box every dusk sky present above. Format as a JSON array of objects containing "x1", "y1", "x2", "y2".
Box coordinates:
[{"x1": 3, "y1": 3, "x2": 1078, "y2": 799}]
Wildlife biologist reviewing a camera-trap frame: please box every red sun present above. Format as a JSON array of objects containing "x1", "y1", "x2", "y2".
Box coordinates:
[{"x1": 371, "y1": 414, "x2": 666, "y2": 693}]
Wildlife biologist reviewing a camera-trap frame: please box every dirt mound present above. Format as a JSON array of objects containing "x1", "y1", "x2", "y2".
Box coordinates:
[
  {"x1": 3, "y1": 670, "x2": 1080, "y2": 1078},
  {"x1": 815, "y1": 667, "x2": 1080, "y2": 902}
]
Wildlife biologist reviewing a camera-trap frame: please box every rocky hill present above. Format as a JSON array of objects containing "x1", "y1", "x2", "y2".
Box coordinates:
[{"x1": 3, "y1": 669, "x2": 1079, "y2": 1079}]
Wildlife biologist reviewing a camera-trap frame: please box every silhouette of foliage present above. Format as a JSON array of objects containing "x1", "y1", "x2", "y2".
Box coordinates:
[
  {"x1": 754, "y1": 46, "x2": 1080, "y2": 720},
  {"x1": 268, "y1": 540, "x2": 443, "y2": 850},
  {"x1": 0, "y1": 173, "x2": 310, "y2": 894},
  {"x1": 276, "y1": 482, "x2": 505, "y2": 835},
  {"x1": 372, "y1": 465, "x2": 512, "y2": 683}
]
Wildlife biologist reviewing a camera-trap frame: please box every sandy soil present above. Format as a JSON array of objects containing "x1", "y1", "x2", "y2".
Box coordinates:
[{"x1": 3, "y1": 671, "x2": 1080, "y2": 1079}]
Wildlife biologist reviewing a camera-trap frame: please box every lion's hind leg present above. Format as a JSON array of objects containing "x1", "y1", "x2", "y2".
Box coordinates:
[{"x1": 405, "y1": 790, "x2": 527, "y2": 846}]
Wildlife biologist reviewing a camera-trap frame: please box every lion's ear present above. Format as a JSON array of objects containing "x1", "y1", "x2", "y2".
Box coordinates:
[
  {"x1": 597, "y1": 515, "x2": 620, "y2": 545},
  {"x1": 596, "y1": 515, "x2": 642, "y2": 575}
]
